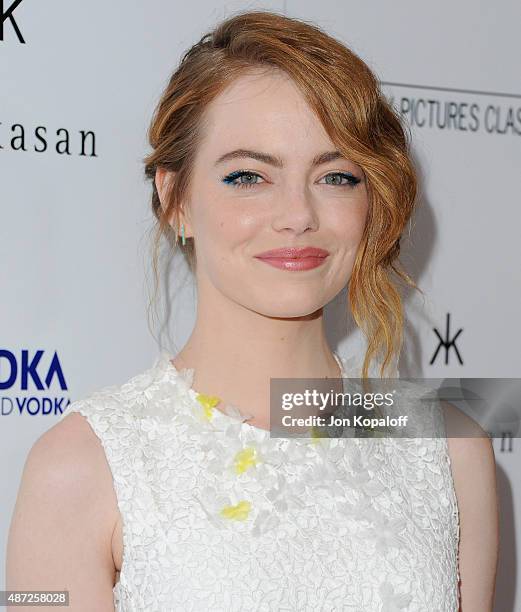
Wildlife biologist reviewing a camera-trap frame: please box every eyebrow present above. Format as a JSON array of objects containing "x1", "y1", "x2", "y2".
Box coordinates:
[{"x1": 214, "y1": 149, "x2": 345, "y2": 169}]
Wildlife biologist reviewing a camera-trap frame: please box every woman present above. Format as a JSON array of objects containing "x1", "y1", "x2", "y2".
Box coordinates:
[{"x1": 7, "y1": 10, "x2": 498, "y2": 611}]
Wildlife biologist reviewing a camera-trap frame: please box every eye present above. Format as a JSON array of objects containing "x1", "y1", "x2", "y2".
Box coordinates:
[
  {"x1": 222, "y1": 170, "x2": 265, "y2": 189},
  {"x1": 221, "y1": 170, "x2": 362, "y2": 190},
  {"x1": 319, "y1": 172, "x2": 362, "y2": 188}
]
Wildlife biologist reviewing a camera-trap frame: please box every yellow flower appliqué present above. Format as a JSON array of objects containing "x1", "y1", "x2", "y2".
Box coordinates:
[
  {"x1": 220, "y1": 500, "x2": 252, "y2": 521},
  {"x1": 234, "y1": 446, "x2": 259, "y2": 474},
  {"x1": 195, "y1": 392, "x2": 221, "y2": 420},
  {"x1": 309, "y1": 424, "x2": 327, "y2": 444}
]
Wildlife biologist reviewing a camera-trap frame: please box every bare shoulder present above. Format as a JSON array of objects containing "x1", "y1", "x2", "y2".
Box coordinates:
[
  {"x1": 441, "y1": 399, "x2": 490, "y2": 439},
  {"x1": 34, "y1": 411, "x2": 114, "y2": 482},
  {"x1": 441, "y1": 399, "x2": 497, "y2": 509},
  {"x1": 30, "y1": 411, "x2": 121, "y2": 518},
  {"x1": 441, "y1": 400, "x2": 496, "y2": 471},
  {"x1": 45, "y1": 412, "x2": 123, "y2": 568},
  {"x1": 441, "y1": 401, "x2": 499, "y2": 611},
  {"x1": 442, "y1": 400, "x2": 497, "y2": 507},
  {"x1": 6, "y1": 412, "x2": 121, "y2": 611}
]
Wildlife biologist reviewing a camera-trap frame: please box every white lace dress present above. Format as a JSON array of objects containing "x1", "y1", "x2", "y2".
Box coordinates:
[{"x1": 57, "y1": 351, "x2": 460, "y2": 611}]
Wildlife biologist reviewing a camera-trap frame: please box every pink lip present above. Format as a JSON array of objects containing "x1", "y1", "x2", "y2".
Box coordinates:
[{"x1": 254, "y1": 246, "x2": 330, "y2": 271}]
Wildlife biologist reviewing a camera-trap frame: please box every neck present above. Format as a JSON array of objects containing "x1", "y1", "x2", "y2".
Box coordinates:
[{"x1": 171, "y1": 289, "x2": 344, "y2": 428}]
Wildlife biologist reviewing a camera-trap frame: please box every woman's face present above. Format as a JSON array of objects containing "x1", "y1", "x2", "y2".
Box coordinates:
[{"x1": 162, "y1": 68, "x2": 369, "y2": 318}]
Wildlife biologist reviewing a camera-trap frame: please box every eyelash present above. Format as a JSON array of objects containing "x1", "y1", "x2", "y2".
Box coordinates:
[{"x1": 221, "y1": 170, "x2": 362, "y2": 190}]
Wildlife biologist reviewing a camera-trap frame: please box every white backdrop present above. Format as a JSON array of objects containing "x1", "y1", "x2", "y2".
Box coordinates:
[{"x1": 1, "y1": 1, "x2": 519, "y2": 609}]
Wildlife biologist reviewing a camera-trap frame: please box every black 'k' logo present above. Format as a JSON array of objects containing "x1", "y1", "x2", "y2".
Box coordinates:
[
  {"x1": 430, "y1": 312, "x2": 464, "y2": 366},
  {"x1": 1, "y1": 0, "x2": 24, "y2": 43}
]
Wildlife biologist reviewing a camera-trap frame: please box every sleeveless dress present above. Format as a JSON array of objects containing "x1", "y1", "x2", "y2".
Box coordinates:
[{"x1": 57, "y1": 351, "x2": 460, "y2": 611}]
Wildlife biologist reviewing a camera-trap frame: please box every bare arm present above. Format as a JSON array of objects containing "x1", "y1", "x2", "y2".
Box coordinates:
[
  {"x1": 6, "y1": 412, "x2": 120, "y2": 611},
  {"x1": 444, "y1": 402, "x2": 499, "y2": 611}
]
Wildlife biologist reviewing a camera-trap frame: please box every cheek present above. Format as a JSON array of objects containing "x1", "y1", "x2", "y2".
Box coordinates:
[
  {"x1": 332, "y1": 199, "x2": 369, "y2": 245},
  {"x1": 195, "y1": 200, "x2": 262, "y2": 259}
]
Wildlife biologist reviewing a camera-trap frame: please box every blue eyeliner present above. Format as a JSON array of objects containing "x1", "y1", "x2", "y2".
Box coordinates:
[{"x1": 221, "y1": 170, "x2": 361, "y2": 189}]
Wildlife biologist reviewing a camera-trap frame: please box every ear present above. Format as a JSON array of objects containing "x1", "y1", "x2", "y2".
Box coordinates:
[
  {"x1": 154, "y1": 168, "x2": 193, "y2": 243},
  {"x1": 155, "y1": 168, "x2": 175, "y2": 221},
  {"x1": 154, "y1": 168, "x2": 191, "y2": 233}
]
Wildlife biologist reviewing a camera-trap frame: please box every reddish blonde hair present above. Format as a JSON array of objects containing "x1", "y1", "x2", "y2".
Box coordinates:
[{"x1": 143, "y1": 9, "x2": 419, "y2": 378}]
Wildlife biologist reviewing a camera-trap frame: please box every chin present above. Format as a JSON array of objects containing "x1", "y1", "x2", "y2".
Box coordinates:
[{"x1": 249, "y1": 297, "x2": 328, "y2": 319}]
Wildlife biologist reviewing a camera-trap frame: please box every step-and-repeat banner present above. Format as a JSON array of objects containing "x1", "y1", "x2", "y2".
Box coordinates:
[{"x1": 1, "y1": 2, "x2": 519, "y2": 609}]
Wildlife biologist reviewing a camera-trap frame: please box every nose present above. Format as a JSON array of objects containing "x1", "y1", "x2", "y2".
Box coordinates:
[{"x1": 271, "y1": 185, "x2": 320, "y2": 235}]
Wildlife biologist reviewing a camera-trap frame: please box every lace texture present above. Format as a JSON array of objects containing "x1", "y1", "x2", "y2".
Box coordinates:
[{"x1": 58, "y1": 352, "x2": 460, "y2": 611}]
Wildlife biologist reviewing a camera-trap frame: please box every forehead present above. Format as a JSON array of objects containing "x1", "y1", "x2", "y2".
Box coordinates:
[{"x1": 197, "y1": 67, "x2": 335, "y2": 157}]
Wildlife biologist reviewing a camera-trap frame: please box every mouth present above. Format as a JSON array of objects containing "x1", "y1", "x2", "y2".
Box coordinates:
[{"x1": 253, "y1": 246, "x2": 330, "y2": 271}]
